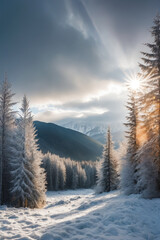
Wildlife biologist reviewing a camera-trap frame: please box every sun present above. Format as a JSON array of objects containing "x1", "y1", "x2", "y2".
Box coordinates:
[
  {"x1": 125, "y1": 73, "x2": 142, "y2": 92},
  {"x1": 129, "y1": 78, "x2": 140, "y2": 91}
]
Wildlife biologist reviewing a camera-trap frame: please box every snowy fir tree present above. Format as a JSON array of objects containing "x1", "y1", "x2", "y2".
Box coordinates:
[
  {"x1": 83, "y1": 162, "x2": 97, "y2": 188},
  {"x1": 0, "y1": 76, "x2": 16, "y2": 205},
  {"x1": 71, "y1": 164, "x2": 78, "y2": 189},
  {"x1": 121, "y1": 14, "x2": 160, "y2": 198},
  {"x1": 43, "y1": 153, "x2": 54, "y2": 191},
  {"x1": 96, "y1": 127, "x2": 118, "y2": 194},
  {"x1": 76, "y1": 162, "x2": 87, "y2": 188},
  {"x1": 10, "y1": 96, "x2": 46, "y2": 208},
  {"x1": 121, "y1": 88, "x2": 139, "y2": 195},
  {"x1": 134, "y1": 14, "x2": 160, "y2": 197}
]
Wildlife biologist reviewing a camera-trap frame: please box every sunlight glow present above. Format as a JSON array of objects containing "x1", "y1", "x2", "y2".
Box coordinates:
[
  {"x1": 126, "y1": 72, "x2": 143, "y2": 92},
  {"x1": 129, "y1": 78, "x2": 140, "y2": 91}
]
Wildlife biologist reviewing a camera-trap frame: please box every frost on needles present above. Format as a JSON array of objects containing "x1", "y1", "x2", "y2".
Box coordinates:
[
  {"x1": 0, "y1": 80, "x2": 46, "y2": 208},
  {"x1": 0, "y1": 78, "x2": 16, "y2": 205},
  {"x1": 10, "y1": 96, "x2": 46, "y2": 208},
  {"x1": 121, "y1": 14, "x2": 160, "y2": 198}
]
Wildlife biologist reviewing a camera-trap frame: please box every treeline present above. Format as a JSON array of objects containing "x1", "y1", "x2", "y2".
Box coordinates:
[{"x1": 43, "y1": 153, "x2": 97, "y2": 190}]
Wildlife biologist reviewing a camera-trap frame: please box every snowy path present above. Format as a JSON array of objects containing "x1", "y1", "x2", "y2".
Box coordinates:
[{"x1": 0, "y1": 189, "x2": 160, "y2": 240}]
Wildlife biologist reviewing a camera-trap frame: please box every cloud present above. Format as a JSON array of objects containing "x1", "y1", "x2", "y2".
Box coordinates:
[
  {"x1": 33, "y1": 84, "x2": 127, "y2": 127},
  {"x1": 1, "y1": 0, "x2": 160, "y2": 126},
  {"x1": 0, "y1": 0, "x2": 107, "y2": 102}
]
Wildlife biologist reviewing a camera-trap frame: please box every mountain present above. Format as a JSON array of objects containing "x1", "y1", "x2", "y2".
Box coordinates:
[
  {"x1": 34, "y1": 121, "x2": 103, "y2": 162},
  {"x1": 58, "y1": 120, "x2": 107, "y2": 136},
  {"x1": 57, "y1": 120, "x2": 124, "y2": 147}
]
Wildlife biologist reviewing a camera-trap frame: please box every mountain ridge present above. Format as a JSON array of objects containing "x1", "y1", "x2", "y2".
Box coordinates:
[
  {"x1": 34, "y1": 121, "x2": 103, "y2": 162},
  {"x1": 56, "y1": 120, "x2": 124, "y2": 147}
]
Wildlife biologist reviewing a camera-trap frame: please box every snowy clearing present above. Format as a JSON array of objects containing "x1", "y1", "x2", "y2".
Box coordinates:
[{"x1": 0, "y1": 189, "x2": 160, "y2": 240}]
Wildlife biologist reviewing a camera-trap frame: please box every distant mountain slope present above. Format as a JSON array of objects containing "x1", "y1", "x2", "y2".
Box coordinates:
[
  {"x1": 34, "y1": 121, "x2": 103, "y2": 162},
  {"x1": 88, "y1": 129, "x2": 124, "y2": 148},
  {"x1": 57, "y1": 120, "x2": 124, "y2": 147}
]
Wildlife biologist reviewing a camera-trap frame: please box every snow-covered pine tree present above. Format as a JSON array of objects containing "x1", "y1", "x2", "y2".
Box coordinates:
[
  {"x1": 10, "y1": 96, "x2": 46, "y2": 208},
  {"x1": 65, "y1": 159, "x2": 73, "y2": 189},
  {"x1": 58, "y1": 159, "x2": 66, "y2": 190},
  {"x1": 83, "y1": 162, "x2": 96, "y2": 188},
  {"x1": 121, "y1": 88, "x2": 139, "y2": 195},
  {"x1": 0, "y1": 76, "x2": 16, "y2": 205},
  {"x1": 43, "y1": 152, "x2": 54, "y2": 190},
  {"x1": 76, "y1": 162, "x2": 87, "y2": 188},
  {"x1": 96, "y1": 127, "x2": 118, "y2": 194},
  {"x1": 136, "y1": 14, "x2": 160, "y2": 197},
  {"x1": 72, "y1": 163, "x2": 78, "y2": 189}
]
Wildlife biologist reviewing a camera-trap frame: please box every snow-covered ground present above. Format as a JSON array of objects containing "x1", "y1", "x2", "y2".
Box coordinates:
[{"x1": 0, "y1": 189, "x2": 160, "y2": 240}]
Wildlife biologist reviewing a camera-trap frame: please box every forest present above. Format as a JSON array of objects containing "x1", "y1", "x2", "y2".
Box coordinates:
[{"x1": 0, "y1": 14, "x2": 160, "y2": 210}]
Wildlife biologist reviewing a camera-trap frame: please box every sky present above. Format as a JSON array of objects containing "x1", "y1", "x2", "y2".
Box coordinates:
[{"x1": 0, "y1": 0, "x2": 160, "y2": 127}]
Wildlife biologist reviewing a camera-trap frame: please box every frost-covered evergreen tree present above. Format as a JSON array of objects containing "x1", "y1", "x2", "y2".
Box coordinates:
[
  {"x1": 0, "y1": 77, "x2": 16, "y2": 205},
  {"x1": 43, "y1": 152, "x2": 54, "y2": 190},
  {"x1": 76, "y1": 162, "x2": 87, "y2": 188},
  {"x1": 10, "y1": 96, "x2": 46, "y2": 208},
  {"x1": 83, "y1": 162, "x2": 97, "y2": 188},
  {"x1": 58, "y1": 160, "x2": 66, "y2": 190},
  {"x1": 121, "y1": 89, "x2": 139, "y2": 195},
  {"x1": 139, "y1": 14, "x2": 160, "y2": 145},
  {"x1": 72, "y1": 164, "x2": 78, "y2": 189},
  {"x1": 96, "y1": 127, "x2": 118, "y2": 193},
  {"x1": 65, "y1": 159, "x2": 74, "y2": 189},
  {"x1": 137, "y1": 14, "x2": 160, "y2": 197}
]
